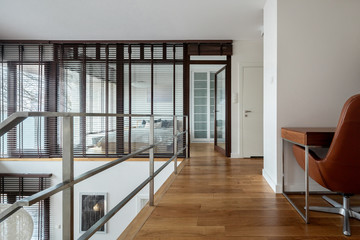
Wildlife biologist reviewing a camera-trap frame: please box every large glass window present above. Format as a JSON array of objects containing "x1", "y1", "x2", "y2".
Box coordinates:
[
  {"x1": 0, "y1": 43, "x2": 185, "y2": 158},
  {"x1": 0, "y1": 174, "x2": 51, "y2": 240}
]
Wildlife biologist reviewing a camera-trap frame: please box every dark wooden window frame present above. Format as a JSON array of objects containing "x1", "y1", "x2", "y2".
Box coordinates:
[
  {"x1": 0, "y1": 173, "x2": 52, "y2": 240},
  {"x1": 6, "y1": 60, "x2": 55, "y2": 158},
  {"x1": 1, "y1": 40, "x2": 232, "y2": 158},
  {"x1": 55, "y1": 43, "x2": 186, "y2": 158}
]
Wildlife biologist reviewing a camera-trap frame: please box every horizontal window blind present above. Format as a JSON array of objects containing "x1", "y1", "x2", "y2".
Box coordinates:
[
  {"x1": 0, "y1": 43, "x2": 185, "y2": 158},
  {"x1": 0, "y1": 173, "x2": 52, "y2": 240},
  {"x1": 0, "y1": 45, "x2": 54, "y2": 157}
]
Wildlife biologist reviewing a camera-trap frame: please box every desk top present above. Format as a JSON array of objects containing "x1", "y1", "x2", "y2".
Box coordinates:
[{"x1": 281, "y1": 127, "x2": 336, "y2": 146}]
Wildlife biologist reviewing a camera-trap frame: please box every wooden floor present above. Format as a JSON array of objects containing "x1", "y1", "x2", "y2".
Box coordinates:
[{"x1": 134, "y1": 143, "x2": 360, "y2": 239}]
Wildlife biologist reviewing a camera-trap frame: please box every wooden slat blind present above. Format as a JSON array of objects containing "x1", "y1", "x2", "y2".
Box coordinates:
[
  {"x1": 0, "y1": 173, "x2": 52, "y2": 240},
  {"x1": 0, "y1": 43, "x2": 185, "y2": 158}
]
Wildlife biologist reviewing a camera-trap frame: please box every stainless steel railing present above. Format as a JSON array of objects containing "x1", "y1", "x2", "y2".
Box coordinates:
[{"x1": 0, "y1": 112, "x2": 189, "y2": 240}]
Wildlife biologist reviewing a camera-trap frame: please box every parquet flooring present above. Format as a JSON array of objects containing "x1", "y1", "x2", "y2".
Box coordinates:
[{"x1": 134, "y1": 143, "x2": 360, "y2": 239}]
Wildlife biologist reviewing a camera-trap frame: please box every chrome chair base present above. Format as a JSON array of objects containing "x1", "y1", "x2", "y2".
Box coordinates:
[{"x1": 308, "y1": 195, "x2": 360, "y2": 236}]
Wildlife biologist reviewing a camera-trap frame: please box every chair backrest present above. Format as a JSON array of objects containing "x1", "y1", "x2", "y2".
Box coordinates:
[{"x1": 320, "y1": 94, "x2": 360, "y2": 193}]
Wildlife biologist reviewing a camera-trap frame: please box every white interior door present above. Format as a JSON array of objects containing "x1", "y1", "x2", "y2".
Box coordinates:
[{"x1": 242, "y1": 67, "x2": 263, "y2": 158}]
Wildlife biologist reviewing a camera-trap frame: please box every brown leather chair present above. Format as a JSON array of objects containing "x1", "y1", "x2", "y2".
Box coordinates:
[{"x1": 292, "y1": 94, "x2": 360, "y2": 236}]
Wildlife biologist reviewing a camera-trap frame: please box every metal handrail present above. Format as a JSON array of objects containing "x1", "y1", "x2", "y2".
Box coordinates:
[{"x1": 0, "y1": 112, "x2": 189, "y2": 240}]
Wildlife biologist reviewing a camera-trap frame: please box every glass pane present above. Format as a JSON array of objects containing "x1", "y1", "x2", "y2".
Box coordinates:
[
  {"x1": 194, "y1": 131, "x2": 207, "y2": 138},
  {"x1": 210, "y1": 75, "x2": 215, "y2": 139},
  {"x1": 153, "y1": 64, "x2": 174, "y2": 154},
  {"x1": 15, "y1": 65, "x2": 47, "y2": 155},
  {"x1": 194, "y1": 72, "x2": 207, "y2": 80},
  {"x1": 58, "y1": 63, "x2": 82, "y2": 151},
  {"x1": 194, "y1": 113, "x2": 207, "y2": 122},
  {"x1": 194, "y1": 89, "x2": 207, "y2": 97},
  {"x1": 193, "y1": 71, "x2": 208, "y2": 140},
  {"x1": 195, "y1": 123, "x2": 207, "y2": 131},
  {"x1": 194, "y1": 81, "x2": 207, "y2": 88},
  {"x1": 195, "y1": 106, "x2": 207, "y2": 114},
  {"x1": 194, "y1": 97, "x2": 207, "y2": 105},
  {"x1": 215, "y1": 69, "x2": 226, "y2": 151}
]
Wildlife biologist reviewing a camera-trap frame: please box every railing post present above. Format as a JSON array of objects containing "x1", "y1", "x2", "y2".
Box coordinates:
[
  {"x1": 62, "y1": 116, "x2": 74, "y2": 240},
  {"x1": 185, "y1": 116, "x2": 189, "y2": 158},
  {"x1": 149, "y1": 116, "x2": 155, "y2": 206},
  {"x1": 173, "y1": 116, "x2": 178, "y2": 174}
]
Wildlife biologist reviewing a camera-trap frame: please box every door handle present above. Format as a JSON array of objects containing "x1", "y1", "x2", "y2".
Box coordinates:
[{"x1": 244, "y1": 110, "x2": 252, "y2": 113}]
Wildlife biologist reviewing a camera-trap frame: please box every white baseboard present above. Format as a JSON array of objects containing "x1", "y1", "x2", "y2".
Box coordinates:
[
  {"x1": 262, "y1": 169, "x2": 330, "y2": 194},
  {"x1": 262, "y1": 169, "x2": 282, "y2": 193},
  {"x1": 284, "y1": 183, "x2": 329, "y2": 192},
  {"x1": 230, "y1": 153, "x2": 243, "y2": 158}
]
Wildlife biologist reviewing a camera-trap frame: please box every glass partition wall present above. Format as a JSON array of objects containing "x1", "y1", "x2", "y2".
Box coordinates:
[{"x1": 0, "y1": 44, "x2": 184, "y2": 158}]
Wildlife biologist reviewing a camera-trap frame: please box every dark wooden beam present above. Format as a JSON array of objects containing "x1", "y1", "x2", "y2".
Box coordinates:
[
  {"x1": 0, "y1": 40, "x2": 233, "y2": 45},
  {"x1": 187, "y1": 43, "x2": 233, "y2": 56}
]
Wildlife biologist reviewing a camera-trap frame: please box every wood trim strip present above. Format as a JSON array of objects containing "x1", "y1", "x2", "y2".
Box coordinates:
[
  {"x1": 189, "y1": 60, "x2": 228, "y2": 65},
  {"x1": 0, "y1": 173, "x2": 52, "y2": 178},
  {"x1": 128, "y1": 44, "x2": 132, "y2": 153},
  {"x1": 0, "y1": 158, "x2": 185, "y2": 162},
  {"x1": 225, "y1": 56, "x2": 232, "y2": 157},
  {"x1": 151, "y1": 45, "x2": 154, "y2": 115},
  {"x1": 81, "y1": 45, "x2": 87, "y2": 156},
  {"x1": 0, "y1": 40, "x2": 233, "y2": 44},
  {"x1": 116, "y1": 44, "x2": 125, "y2": 155},
  {"x1": 117, "y1": 158, "x2": 188, "y2": 240},
  {"x1": 183, "y1": 44, "x2": 190, "y2": 157}
]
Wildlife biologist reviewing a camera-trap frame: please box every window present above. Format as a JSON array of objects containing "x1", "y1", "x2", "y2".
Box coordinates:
[
  {"x1": 0, "y1": 174, "x2": 51, "y2": 240},
  {"x1": 0, "y1": 45, "x2": 53, "y2": 157},
  {"x1": 0, "y1": 43, "x2": 185, "y2": 158}
]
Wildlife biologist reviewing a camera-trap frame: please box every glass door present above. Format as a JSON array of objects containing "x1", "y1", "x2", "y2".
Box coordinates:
[{"x1": 214, "y1": 66, "x2": 227, "y2": 155}]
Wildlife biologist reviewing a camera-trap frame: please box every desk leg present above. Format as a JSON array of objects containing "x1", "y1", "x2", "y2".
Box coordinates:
[
  {"x1": 282, "y1": 139, "x2": 310, "y2": 223},
  {"x1": 282, "y1": 138, "x2": 284, "y2": 193},
  {"x1": 305, "y1": 145, "x2": 309, "y2": 223}
]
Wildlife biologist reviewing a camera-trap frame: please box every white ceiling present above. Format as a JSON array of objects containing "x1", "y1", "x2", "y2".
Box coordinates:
[{"x1": 0, "y1": 0, "x2": 266, "y2": 41}]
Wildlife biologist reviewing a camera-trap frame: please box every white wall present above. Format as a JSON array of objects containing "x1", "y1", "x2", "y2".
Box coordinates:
[
  {"x1": 0, "y1": 160, "x2": 176, "y2": 239},
  {"x1": 231, "y1": 40, "x2": 263, "y2": 158},
  {"x1": 262, "y1": 0, "x2": 279, "y2": 192},
  {"x1": 187, "y1": 44, "x2": 264, "y2": 157},
  {"x1": 263, "y1": 0, "x2": 360, "y2": 192}
]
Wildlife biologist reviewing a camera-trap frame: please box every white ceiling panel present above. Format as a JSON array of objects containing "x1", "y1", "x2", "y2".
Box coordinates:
[{"x1": 0, "y1": 0, "x2": 266, "y2": 40}]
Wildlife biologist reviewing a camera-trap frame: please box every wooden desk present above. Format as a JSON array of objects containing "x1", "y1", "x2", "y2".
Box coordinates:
[
  {"x1": 281, "y1": 127, "x2": 335, "y2": 223},
  {"x1": 281, "y1": 128, "x2": 336, "y2": 146}
]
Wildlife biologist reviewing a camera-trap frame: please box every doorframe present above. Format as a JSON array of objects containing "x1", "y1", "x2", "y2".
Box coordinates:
[
  {"x1": 213, "y1": 57, "x2": 231, "y2": 157},
  {"x1": 225, "y1": 56, "x2": 232, "y2": 157},
  {"x1": 185, "y1": 56, "x2": 232, "y2": 157},
  {"x1": 214, "y1": 66, "x2": 226, "y2": 156},
  {"x1": 190, "y1": 65, "x2": 225, "y2": 143}
]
